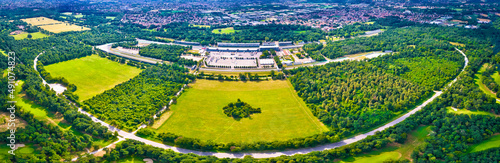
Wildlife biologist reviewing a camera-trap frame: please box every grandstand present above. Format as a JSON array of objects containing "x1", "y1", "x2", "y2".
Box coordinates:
[
  {"x1": 217, "y1": 42, "x2": 260, "y2": 47},
  {"x1": 278, "y1": 41, "x2": 294, "y2": 46},
  {"x1": 174, "y1": 40, "x2": 201, "y2": 46},
  {"x1": 262, "y1": 42, "x2": 276, "y2": 46}
]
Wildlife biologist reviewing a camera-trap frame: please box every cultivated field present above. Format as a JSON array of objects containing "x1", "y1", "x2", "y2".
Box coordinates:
[
  {"x1": 44, "y1": 55, "x2": 143, "y2": 101},
  {"x1": 11, "y1": 32, "x2": 48, "y2": 40},
  {"x1": 21, "y1": 17, "x2": 90, "y2": 33},
  {"x1": 212, "y1": 27, "x2": 238, "y2": 34},
  {"x1": 155, "y1": 79, "x2": 328, "y2": 143}
]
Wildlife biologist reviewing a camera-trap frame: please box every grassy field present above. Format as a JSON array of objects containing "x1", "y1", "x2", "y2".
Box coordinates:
[
  {"x1": 106, "y1": 16, "x2": 116, "y2": 20},
  {"x1": 468, "y1": 134, "x2": 500, "y2": 153},
  {"x1": 446, "y1": 107, "x2": 498, "y2": 117},
  {"x1": 212, "y1": 27, "x2": 238, "y2": 34},
  {"x1": 0, "y1": 49, "x2": 6, "y2": 56},
  {"x1": 191, "y1": 24, "x2": 210, "y2": 28},
  {"x1": 155, "y1": 79, "x2": 328, "y2": 143},
  {"x1": 474, "y1": 63, "x2": 500, "y2": 103},
  {"x1": 0, "y1": 144, "x2": 36, "y2": 161},
  {"x1": 39, "y1": 23, "x2": 90, "y2": 33},
  {"x1": 335, "y1": 126, "x2": 432, "y2": 163},
  {"x1": 45, "y1": 55, "x2": 143, "y2": 101},
  {"x1": 11, "y1": 32, "x2": 48, "y2": 40}
]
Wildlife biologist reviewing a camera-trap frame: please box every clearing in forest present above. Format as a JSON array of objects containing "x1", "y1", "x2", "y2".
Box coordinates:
[
  {"x1": 335, "y1": 126, "x2": 432, "y2": 163},
  {"x1": 155, "y1": 79, "x2": 328, "y2": 143},
  {"x1": 212, "y1": 27, "x2": 238, "y2": 34},
  {"x1": 44, "y1": 55, "x2": 143, "y2": 101}
]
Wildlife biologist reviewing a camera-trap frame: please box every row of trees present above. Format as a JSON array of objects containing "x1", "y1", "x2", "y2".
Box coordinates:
[{"x1": 83, "y1": 64, "x2": 195, "y2": 131}]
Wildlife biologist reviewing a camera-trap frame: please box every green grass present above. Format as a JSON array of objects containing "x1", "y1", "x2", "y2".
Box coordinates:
[
  {"x1": 106, "y1": 16, "x2": 116, "y2": 20},
  {"x1": 191, "y1": 24, "x2": 210, "y2": 28},
  {"x1": 212, "y1": 27, "x2": 238, "y2": 34},
  {"x1": 155, "y1": 79, "x2": 328, "y2": 143},
  {"x1": 45, "y1": 55, "x2": 143, "y2": 101},
  {"x1": 11, "y1": 32, "x2": 48, "y2": 40},
  {"x1": 474, "y1": 63, "x2": 500, "y2": 103},
  {"x1": 293, "y1": 30, "x2": 307, "y2": 34},
  {"x1": 468, "y1": 134, "x2": 500, "y2": 153},
  {"x1": 0, "y1": 144, "x2": 36, "y2": 161},
  {"x1": 336, "y1": 125, "x2": 432, "y2": 163},
  {"x1": 446, "y1": 107, "x2": 497, "y2": 117},
  {"x1": 15, "y1": 81, "x2": 52, "y2": 121},
  {"x1": 74, "y1": 15, "x2": 84, "y2": 18},
  {"x1": 491, "y1": 71, "x2": 500, "y2": 85},
  {"x1": 0, "y1": 49, "x2": 5, "y2": 56}
]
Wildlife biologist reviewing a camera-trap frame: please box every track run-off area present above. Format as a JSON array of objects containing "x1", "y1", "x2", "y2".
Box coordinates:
[{"x1": 35, "y1": 47, "x2": 468, "y2": 159}]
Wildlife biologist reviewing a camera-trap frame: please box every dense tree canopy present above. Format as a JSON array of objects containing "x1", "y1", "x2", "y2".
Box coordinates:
[{"x1": 83, "y1": 64, "x2": 195, "y2": 131}]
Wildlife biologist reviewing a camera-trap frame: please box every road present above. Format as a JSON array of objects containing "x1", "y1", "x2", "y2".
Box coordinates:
[{"x1": 35, "y1": 47, "x2": 468, "y2": 159}]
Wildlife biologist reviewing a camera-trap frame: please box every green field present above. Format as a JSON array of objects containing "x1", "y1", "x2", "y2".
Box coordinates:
[
  {"x1": 106, "y1": 16, "x2": 116, "y2": 20},
  {"x1": 11, "y1": 32, "x2": 48, "y2": 40},
  {"x1": 468, "y1": 134, "x2": 500, "y2": 153},
  {"x1": 0, "y1": 144, "x2": 36, "y2": 161},
  {"x1": 191, "y1": 24, "x2": 210, "y2": 28},
  {"x1": 474, "y1": 63, "x2": 500, "y2": 103},
  {"x1": 45, "y1": 55, "x2": 143, "y2": 101},
  {"x1": 0, "y1": 49, "x2": 6, "y2": 56},
  {"x1": 446, "y1": 107, "x2": 497, "y2": 117},
  {"x1": 336, "y1": 125, "x2": 432, "y2": 163},
  {"x1": 212, "y1": 27, "x2": 238, "y2": 34},
  {"x1": 155, "y1": 79, "x2": 328, "y2": 143}
]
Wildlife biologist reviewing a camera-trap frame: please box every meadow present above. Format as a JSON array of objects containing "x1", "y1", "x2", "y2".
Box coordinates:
[
  {"x1": 212, "y1": 27, "x2": 238, "y2": 34},
  {"x1": 0, "y1": 144, "x2": 36, "y2": 161},
  {"x1": 446, "y1": 107, "x2": 498, "y2": 117},
  {"x1": 155, "y1": 79, "x2": 328, "y2": 143},
  {"x1": 468, "y1": 134, "x2": 500, "y2": 153},
  {"x1": 474, "y1": 63, "x2": 500, "y2": 102},
  {"x1": 11, "y1": 32, "x2": 49, "y2": 40},
  {"x1": 335, "y1": 126, "x2": 432, "y2": 163},
  {"x1": 44, "y1": 55, "x2": 143, "y2": 101}
]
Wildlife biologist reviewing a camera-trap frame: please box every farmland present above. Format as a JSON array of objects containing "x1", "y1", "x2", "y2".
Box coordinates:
[
  {"x1": 44, "y1": 55, "x2": 143, "y2": 101},
  {"x1": 155, "y1": 79, "x2": 328, "y2": 143},
  {"x1": 21, "y1": 17, "x2": 90, "y2": 33}
]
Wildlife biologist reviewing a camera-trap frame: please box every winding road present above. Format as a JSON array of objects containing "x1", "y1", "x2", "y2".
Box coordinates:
[{"x1": 36, "y1": 48, "x2": 468, "y2": 159}]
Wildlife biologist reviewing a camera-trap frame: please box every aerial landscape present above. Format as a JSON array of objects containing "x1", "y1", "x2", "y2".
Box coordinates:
[{"x1": 0, "y1": 0, "x2": 499, "y2": 162}]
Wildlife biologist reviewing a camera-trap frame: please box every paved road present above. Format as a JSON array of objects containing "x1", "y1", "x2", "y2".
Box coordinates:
[{"x1": 37, "y1": 47, "x2": 468, "y2": 159}]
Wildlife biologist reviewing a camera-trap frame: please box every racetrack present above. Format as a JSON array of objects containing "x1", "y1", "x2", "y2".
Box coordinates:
[{"x1": 40, "y1": 47, "x2": 469, "y2": 159}]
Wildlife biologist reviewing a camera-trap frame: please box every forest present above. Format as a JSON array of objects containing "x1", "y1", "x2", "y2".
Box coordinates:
[
  {"x1": 83, "y1": 64, "x2": 195, "y2": 131},
  {"x1": 288, "y1": 61, "x2": 431, "y2": 135},
  {"x1": 301, "y1": 43, "x2": 326, "y2": 61},
  {"x1": 139, "y1": 43, "x2": 197, "y2": 66}
]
